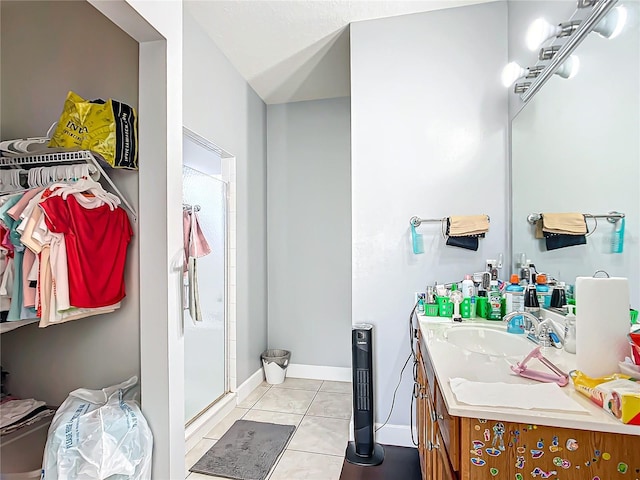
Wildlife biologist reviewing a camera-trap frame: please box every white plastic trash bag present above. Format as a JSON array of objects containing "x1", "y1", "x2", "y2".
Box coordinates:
[{"x1": 42, "y1": 376, "x2": 152, "y2": 480}]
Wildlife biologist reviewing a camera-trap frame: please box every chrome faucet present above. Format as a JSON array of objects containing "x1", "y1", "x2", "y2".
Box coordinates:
[
  {"x1": 503, "y1": 311, "x2": 554, "y2": 347},
  {"x1": 502, "y1": 311, "x2": 540, "y2": 333}
]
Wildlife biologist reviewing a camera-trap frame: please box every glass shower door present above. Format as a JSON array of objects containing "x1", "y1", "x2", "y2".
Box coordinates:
[{"x1": 183, "y1": 165, "x2": 227, "y2": 423}]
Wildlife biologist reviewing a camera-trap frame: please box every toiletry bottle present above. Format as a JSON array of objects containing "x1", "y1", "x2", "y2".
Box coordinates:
[
  {"x1": 550, "y1": 282, "x2": 567, "y2": 308},
  {"x1": 505, "y1": 274, "x2": 524, "y2": 314},
  {"x1": 417, "y1": 293, "x2": 425, "y2": 314},
  {"x1": 611, "y1": 217, "x2": 625, "y2": 254},
  {"x1": 520, "y1": 259, "x2": 531, "y2": 285},
  {"x1": 487, "y1": 260, "x2": 498, "y2": 281},
  {"x1": 476, "y1": 290, "x2": 488, "y2": 319},
  {"x1": 488, "y1": 280, "x2": 502, "y2": 320},
  {"x1": 524, "y1": 281, "x2": 540, "y2": 319},
  {"x1": 461, "y1": 274, "x2": 475, "y2": 298},
  {"x1": 564, "y1": 304, "x2": 577, "y2": 354},
  {"x1": 535, "y1": 274, "x2": 551, "y2": 308}
]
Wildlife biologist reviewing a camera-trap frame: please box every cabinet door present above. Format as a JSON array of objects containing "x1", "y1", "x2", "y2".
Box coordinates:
[
  {"x1": 416, "y1": 341, "x2": 430, "y2": 477},
  {"x1": 416, "y1": 338, "x2": 438, "y2": 480},
  {"x1": 434, "y1": 422, "x2": 458, "y2": 480},
  {"x1": 434, "y1": 378, "x2": 460, "y2": 471}
]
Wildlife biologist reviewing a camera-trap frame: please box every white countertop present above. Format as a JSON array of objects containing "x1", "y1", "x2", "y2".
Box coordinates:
[{"x1": 418, "y1": 315, "x2": 640, "y2": 436}]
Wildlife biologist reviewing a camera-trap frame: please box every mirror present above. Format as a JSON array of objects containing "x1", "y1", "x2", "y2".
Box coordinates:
[{"x1": 511, "y1": 2, "x2": 639, "y2": 307}]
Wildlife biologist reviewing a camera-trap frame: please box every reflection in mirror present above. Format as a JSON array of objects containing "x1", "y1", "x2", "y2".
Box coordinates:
[{"x1": 511, "y1": 1, "x2": 639, "y2": 307}]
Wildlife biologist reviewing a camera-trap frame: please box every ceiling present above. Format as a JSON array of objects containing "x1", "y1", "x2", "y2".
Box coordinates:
[{"x1": 184, "y1": 0, "x2": 493, "y2": 105}]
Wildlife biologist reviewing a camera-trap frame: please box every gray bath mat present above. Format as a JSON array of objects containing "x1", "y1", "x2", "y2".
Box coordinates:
[{"x1": 190, "y1": 419, "x2": 296, "y2": 480}]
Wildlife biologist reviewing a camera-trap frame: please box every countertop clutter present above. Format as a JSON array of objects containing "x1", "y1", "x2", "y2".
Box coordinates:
[{"x1": 417, "y1": 315, "x2": 640, "y2": 436}]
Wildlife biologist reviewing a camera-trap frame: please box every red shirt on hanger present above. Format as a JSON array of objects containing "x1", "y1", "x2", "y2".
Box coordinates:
[{"x1": 39, "y1": 194, "x2": 132, "y2": 309}]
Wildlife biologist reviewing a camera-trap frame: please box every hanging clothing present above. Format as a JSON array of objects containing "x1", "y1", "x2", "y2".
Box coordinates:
[
  {"x1": 0, "y1": 166, "x2": 133, "y2": 328},
  {"x1": 182, "y1": 209, "x2": 211, "y2": 266},
  {"x1": 0, "y1": 194, "x2": 36, "y2": 321},
  {"x1": 182, "y1": 209, "x2": 211, "y2": 322},
  {"x1": 40, "y1": 193, "x2": 132, "y2": 309}
]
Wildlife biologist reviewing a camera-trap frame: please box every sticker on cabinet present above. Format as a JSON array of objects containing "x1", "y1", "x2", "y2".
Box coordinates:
[
  {"x1": 485, "y1": 447, "x2": 502, "y2": 457},
  {"x1": 509, "y1": 429, "x2": 520, "y2": 447},
  {"x1": 530, "y1": 467, "x2": 557, "y2": 478},
  {"x1": 530, "y1": 449, "x2": 544, "y2": 459},
  {"x1": 492, "y1": 422, "x2": 505, "y2": 451},
  {"x1": 471, "y1": 457, "x2": 486, "y2": 466},
  {"x1": 566, "y1": 438, "x2": 579, "y2": 451}
]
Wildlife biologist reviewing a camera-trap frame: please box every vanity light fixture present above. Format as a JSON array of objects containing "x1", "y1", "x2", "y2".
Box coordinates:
[
  {"x1": 539, "y1": 45, "x2": 561, "y2": 61},
  {"x1": 526, "y1": 18, "x2": 581, "y2": 51},
  {"x1": 593, "y1": 5, "x2": 627, "y2": 38},
  {"x1": 501, "y1": 63, "x2": 544, "y2": 87},
  {"x1": 502, "y1": 56, "x2": 580, "y2": 89},
  {"x1": 520, "y1": 0, "x2": 618, "y2": 102},
  {"x1": 555, "y1": 55, "x2": 581, "y2": 79}
]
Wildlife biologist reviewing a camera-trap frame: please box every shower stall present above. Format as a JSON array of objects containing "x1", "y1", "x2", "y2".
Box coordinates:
[{"x1": 183, "y1": 130, "x2": 229, "y2": 424}]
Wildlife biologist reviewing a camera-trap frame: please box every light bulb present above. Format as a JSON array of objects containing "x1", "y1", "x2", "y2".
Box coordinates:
[
  {"x1": 555, "y1": 55, "x2": 580, "y2": 79},
  {"x1": 593, "y1": 5, "x2": 628, "y2": 39},
  {"x1": 526, "y1": 18, "x2": 561, "y2": 51},
  {"x1": 502, "y1": 62, "x2": 528, "y2": 87}
]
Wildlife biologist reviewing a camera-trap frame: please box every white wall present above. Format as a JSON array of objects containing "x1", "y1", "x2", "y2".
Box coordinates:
[
  {"x1": 350, "y1": 2, "x2": 509, "y2": 438},
  {"x1": 509, "y1": 1, "x2": 640, "y2": 306},
  {"x1": 0, "y1": 0, "x2": 140, "y2": 406},
  {"x1": 104, "y1": 1, "x2": 185, "y2": 478},
  {"x1": 267, "y1": 97, "x2": 351, "y2": 368},
  {"x1": 183, "y1": 10, "x2": 268, "y2": 384}
]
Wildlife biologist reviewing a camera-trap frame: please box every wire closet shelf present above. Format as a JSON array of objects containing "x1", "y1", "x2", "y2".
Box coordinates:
[{"x1": 0, "y1": 150, "x2": 137, "y2": 221}]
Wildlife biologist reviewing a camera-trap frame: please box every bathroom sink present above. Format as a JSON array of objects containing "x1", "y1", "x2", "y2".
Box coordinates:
[{"x1": 444, "y1": 326, "x2": 534, "y2": 357}]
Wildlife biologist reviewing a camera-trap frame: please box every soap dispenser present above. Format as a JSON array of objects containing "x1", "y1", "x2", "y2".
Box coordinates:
[{"x1": 564, "y1": 305, "x2": 576, "y2": 354}]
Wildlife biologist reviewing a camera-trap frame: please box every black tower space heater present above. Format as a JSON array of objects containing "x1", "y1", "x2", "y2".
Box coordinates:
[{"x1": 346, "y1": 323, "x2": 384, "y2": 466}]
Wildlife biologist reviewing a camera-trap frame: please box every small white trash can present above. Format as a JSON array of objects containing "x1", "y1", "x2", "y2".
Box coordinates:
[{"x1": 261, "y1": 349, "x2": 290, "y2": 385}]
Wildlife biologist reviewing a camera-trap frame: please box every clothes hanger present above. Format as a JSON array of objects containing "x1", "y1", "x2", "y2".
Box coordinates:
[{"x1": 50, "y1": 178, "x2": 120, "y2": 210}]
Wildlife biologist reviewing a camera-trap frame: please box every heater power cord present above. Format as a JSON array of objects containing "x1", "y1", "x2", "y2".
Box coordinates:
[{"x1": 375, "y1": 300, "x2": 420, "y2": 450}]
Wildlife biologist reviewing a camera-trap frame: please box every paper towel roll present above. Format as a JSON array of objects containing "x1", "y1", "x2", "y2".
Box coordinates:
[{"x1": 575, "y1": 277, "x2": 630, "y2": 377}]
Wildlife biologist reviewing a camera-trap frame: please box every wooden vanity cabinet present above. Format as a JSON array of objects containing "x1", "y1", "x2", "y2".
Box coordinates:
[
  {"x1": 415, "y1": 334, "x2": 640, "y2": 480},
  {"x1": 416, "y1": 333, "x2": 459, "y2": 479}
]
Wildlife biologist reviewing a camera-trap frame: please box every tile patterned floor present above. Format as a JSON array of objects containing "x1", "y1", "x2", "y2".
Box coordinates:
[{"x1": 185, "y1": 378, "x2": 351, "y2": 480}]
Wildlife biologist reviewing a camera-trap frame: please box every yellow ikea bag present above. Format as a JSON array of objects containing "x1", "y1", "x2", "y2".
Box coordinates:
[{"x1": 48, "y1": 91, "x2": 138, "y2": 169}]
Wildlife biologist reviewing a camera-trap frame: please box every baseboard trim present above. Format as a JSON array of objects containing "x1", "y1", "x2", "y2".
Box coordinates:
[
  {"x1": 287, "y1": 363, "x2": 351, "y2": 382},
  {"x1": 236, "y1": 367, "x2": 265, "y2": 404},
  {"x1": 185, "y1": 392, "x2": 236, "y2": 452},
  {"x1": 374, "y1": 423, "x2": 416, "y2": 448}
]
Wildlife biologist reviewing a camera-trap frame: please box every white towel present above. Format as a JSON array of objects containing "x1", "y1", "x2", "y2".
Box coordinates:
[
  {"x1": 449, "y1": 378, "x2": 588, "y2": 412},
  {"x1": 0, "y1": 398, "x2": 47, "y2": 428}
]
